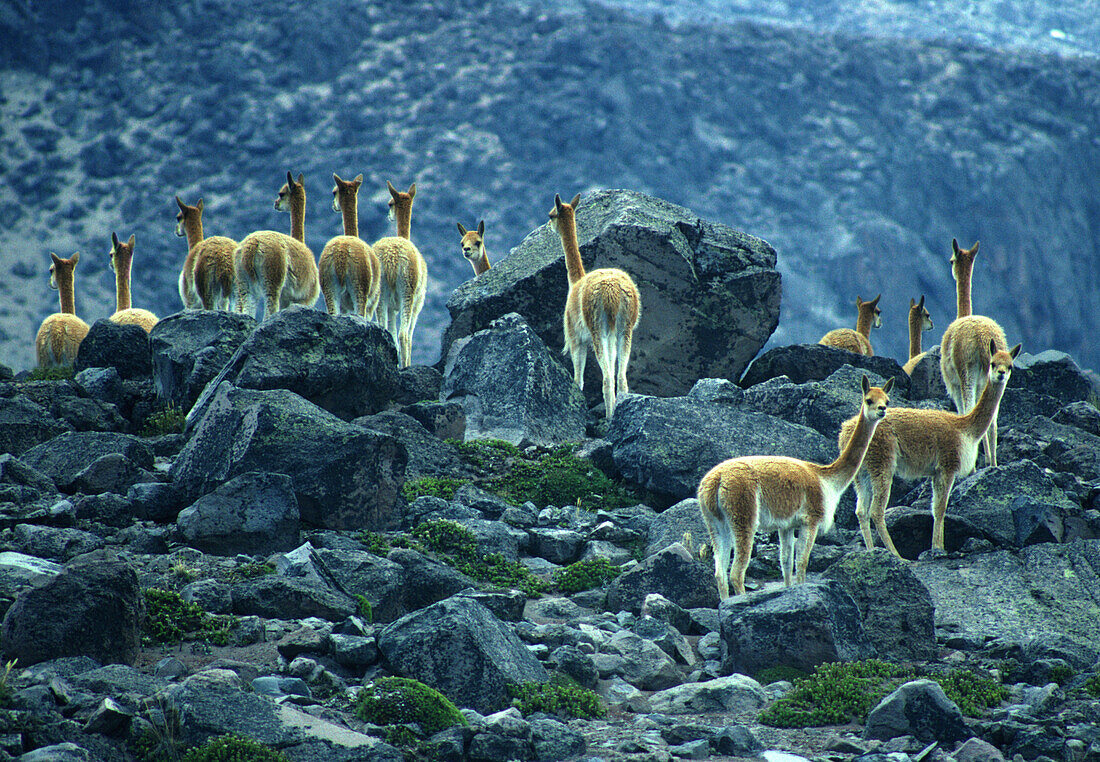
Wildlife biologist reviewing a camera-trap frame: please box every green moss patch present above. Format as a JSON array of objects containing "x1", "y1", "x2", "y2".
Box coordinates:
[
  {"x1": 25, "y1": 366, "x2": 75, "y2": 382},
  {"x1": 402, "y1": 476, "x2": 470, "y2": 502},
  {"x1": 553, "y1": 558, "x2": 621, "y2": 594},
  {"x1": 181, "y1": 734, "x2": 290, "y2": 762},
  {"x1": 410, "y1": 519, "x2": 546, "y2": 597},
  {"x1": 140, "y1": 404, "x2": 186, "y2": 437},
  {"x1": 143, "y1": 588, "x2": 235, "y2": 646},
  {"x1": 355, "y1": 677, "x2": 467, "y2": 735},
  {"x1": 508, "y1": 676, "x2": 606, "y2": 719}
]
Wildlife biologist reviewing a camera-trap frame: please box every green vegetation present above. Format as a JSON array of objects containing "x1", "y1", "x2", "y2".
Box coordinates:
[
  {"x1": 355, "y1": 677, "x2": 467, "y2": 735},
  {"x1": 755, "y1": 665, "x2": 811, "y2": 686},
  {"x1": 25, "y1": 365, "x2": 74, "y2": 382},
  {"x1": 1046, "y1": 663, "x2": 1075, "y2": 686},
  {"x1": 411, "y1": 518, "x2": 478, "y2": 558},
  {"x1": 180, "y1": 734, "x2": 290, "y2": 762},
  {"x1": 143, "y1": 588, "x2": 235, "y2": 646},
  {"x1": 225, "y1": 562, "x2": 274, "y2": 582},
  {"x1": 357, "y1": 530, "x2": 393, "y2": 556},
  {"x1": 0, "y1": 660, "x2": 16, "y2": 708},
  {"x1": 402, "y1": 476, "x2": 470, "y2": 502},
  {"x1": 553, "y1": 557, "x2": 622, "y2": 594},
  {"x1": 140, "y1": 404, "x2": 186, "y2": 437},
  {"x1": 411, "y1": 519, "x2": 546, "y2": 597},
  {"x1": 759, "y1": 660, "x2": 1008, "y2": 728},
  {"x1": 355, "y1": 595, "x2": 374, "y2": 623},
  {"x1": 508, "y1": 676, "x2": 605, "y2": 719},
  {"x1": 1083, "y1": 673, "x2": 1100, "y2": 697}
]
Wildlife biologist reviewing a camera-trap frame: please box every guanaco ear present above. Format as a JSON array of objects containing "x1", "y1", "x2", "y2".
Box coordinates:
[
  {"x1": 407, "y1": 183, "x2": 416, "y2": 198},
  {"x1": 456, "y1": 222, "x2": 468, "y2": 236},
  {"x1": 951, "y1": 238, "x2": 961, "y2": 255},
  {"x1": 882, "y1": 377, "x2": 895, "y2": 394},
  {"x1": 989, "y1": 338, "x2": 997, "y2": 357},
  {"x1": 127, "y1": 234, "x2": 135, "y2": 248},
  {"x1": 971, "y1": 240, "x2": 980, "y2": 254},
  {"x1": 553, "y1": 194, "x2": 564, "y2": 214},
  {"x1": 333, "y1": 173, "x2": 343, "y2": 184},
  {"x1": 286, "y1": 171, "x2": 294, "y2": 186},
  {"x1": 295, "y1": 173, "x2": 304, "y2": 186},
  {"x1": 111, "y1": 231, "x2": 120, "y2": 249},
  {"x1": 387, "y1": 180, "x2": 399, "y2": 198},
  {"x1": 196, "y1": 198, "x2": 203, "y2": 212},
  {"x1": 910, "y1": 297, "x2": 916, "y2": 308},
  {"x1": 869, "y1": 293, "x2": 882, "y2": 307},
  {"x1": 1010, "y1": 343, "x2": 1022, "y2": 359},
  {"x1": 570, "y1": 193, "x2": 581, "y2": 208},
  {"x1": 70, "y1": 251, "x2": 80, "y2": 265},
  {"x1": 175, "y1": 195, "x2": 186, "y2": 211},
  {"x1": 353, "y1": 174, "x2": 363, "y2": 184},
  {"x1": 856, "y1": 295, "x2": 864, "y2": 306},
  {"x1": 477, "y1": 219, "x2": 484, "y2": 236},
  {"x1": 918, "y1": 294, "x2": 925, "y2": 309},
  {"x1": 49, "y1": 252, "x2": 62, "y2": 265},
  {"x1": 861, "y1": 375, "x2": 870, "y2": 394}
]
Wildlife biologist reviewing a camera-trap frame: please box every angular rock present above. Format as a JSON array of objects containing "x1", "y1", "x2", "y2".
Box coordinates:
[
  {"x1": 19, "y1": 431, "x2": 153, "y2": 494},
  {"x1": 531, "y1": 716, "x2": 586, "y2": 761},
  {"x1": 181, "y1": 579, "x2": 232, "y2": 614},
  {"x1": 1, "y1": 550, "x2": 143, "y2": 666},
  {"x1": 998, "y1": 416, "x2": 1100, "y2": 482},
  {"x1": 352, "y1": 410, "x2": 466, "y2": 479},
  {"x1": 230, "y1": 575, "x2": 357, "y2": 621},
  {"x1": 0, "y1": 454, "x2": 57, "y2": 504},
  {"x1": 547, "y1": 645, "x2": 599, "y2": 689},
  {"x1": 378, "y1": 595, "x2": 549, "y2": 713},
  {"x1": 0, "y1": 396, "x2": 72, "y2": 456},
  {"x1": 7, "y1": 380, "x2": 126, "y2": 433},
  {"x1": 607, "y1": 389, "x2": 832, "y2": 507},
  {"x1": 1052, "y1": 400, "x2": 1100, "y2": 436},
  {"x1": 906, "y1": 345, "x2": 949, "y2": 401},
  {"x1": 278, "y1": 544, "x2": 406, "y2": 624},
  {"x1": 171, "y1": 382, "x2": 406, "y2": 531},
  {"x1": 188, "y1": 306, "x2": 399, "y2": 423},
  {"x1": 394, "y1": 364, "x2": 443, "y2": 406},
  {"x1": 74, "y1": 319, "x2": 152, "y2": 379},
  {"x1": 739, "y1": 343, "x2": 908, "y2": 392},
  {"x1": 386, "y1": 548, "x2": 478, "y2": 615},
  {"x1": 607, "y1": 543, "x2": 719, "y2": 613},
  {"x1": 823, "y1": 549, "x2": 937, "y2": 661},
  {"x1": 645, "y1": 498, "x2": 711, "y2": 558},
  {"x1": 11, "y1": 525, "x2": 106, "y2": 562},
  {"x1": 443, "y1": 189, "x2": 781, "y2": 399},
  {"x1": 647, "y1": 674, "x2": 766, "y2": 714},
  {"x1": 1009, "y1": 350, "x2": 1096, "y2": 404},
  {"x1": 592, "y1": 629, "x2": 682, "y2": 691},
  {"x1": 71, "y1": 492, "x2": 137, "y2": 527},
  {"x1": 863, "y1": 679, "x2": 972, "y2": 744},
  {"x1": 176, "y1": 472, "x2": 300, "y2": 556},
  {"x1": 528, "y1": 527, "x2": 584, "y2": 565},
  {"x1": 401, "y1": 400, "x2": 466, "y2": 441},
  {"x1": 718, "y1": 579, "x2": 876, "y2": 676},
  {"x1": 127, "y1": 481, "x2": 189, "y2": 523},
  {"x1": 148, "y1": 310, "x2": 256, "y2": 412},
  {"x1": 441, "y1": 313, "x2": 586, "y2": 446}
]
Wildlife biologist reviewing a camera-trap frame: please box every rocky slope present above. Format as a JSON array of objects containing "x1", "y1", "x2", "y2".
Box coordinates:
[
  {"x1": 1, "y1": 0, "x2": 1099, "y2": 375},
  {"x1": 0, "y1": 193, "x2": 1098, "y2": 761}
]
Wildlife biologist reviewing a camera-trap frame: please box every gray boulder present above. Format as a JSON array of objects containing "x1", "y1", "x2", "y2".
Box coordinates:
[
  {"x1": 864, "y1": 679, "x2": 972, "y2": 744},
  {"x1": 441, "y1": 313, "x2": 587, "y2": 446},
  {"x1": 148, "y1": 310, "x2": 256, "y2": 412},
  {"x1": 607, "y1": 388, "x2": 832, "y2": 506},
  {"x1": 378, "y1": 595, "x2": 549, "y2": 713},
  {"x1": 278, "y1": 544, "x2": 406, "y2": 624},
  {"x1": 645, "y1": 498, "x2": 710, "y2": 558},
  {"x1": 999, "y1": 415, "x2": 1100, "y2": 482},
  {"x1": 352, "y1": 410, "x2": 466, "y2": 479},
  {"x1": 906, "y1": 345, "x2": 949, "y2": 401},
  {"x1": 176, "y1": 472, "x2": 300, "y2": 556},
  {"x1": 10, "y1": 525, "x2": 106, "y2": 562},
  {"x1": 0, "y1": 396, "x2": 72, "y2": 457},
  {"x1": 8, "y1": 380, "x2": 126, "y2": 434},
  {"x1": 718, "y1": 579, "x2": 876, "y2": 676},
  {"x1": 1, "y1": 550, "x2": 144, "y2": 666},
  {"x1": 1052, "y1": 400, "x2": 1100, "y2": 436},
  {"x1": 823, "y1": 549, "x2": 937, "y2": 661},
  {"x1": 400, "y1": 400, "x2": 466, "y2": 441},
  {"x1": 385, "y1": 548, "x2": 479, "y2": 616},
  {"x1": 443, "y1": 189, "x2": 781, "y2": 399},
  {"x1": 0, "y1": 454, "x2": 57, "y2": 504},
  {"x1": 19, "y1": 431, "x2": 153, "y2": 494},
  {"x1": 593, "y1": 629, "x2": 683, "y2": 690},
  {"x1": 230, "y1": 575, "x2": 357, "y2": 621},
  {"x1": 188, "y1": 306, "x2": 398, "y2": 423},
  {"x1": 171, "y1": 383, "x2": 406, "y2": 531},
  {"x1": 1009, "y1": 350, "x2": 1096, "y2": 404},
  {"x1": 647, "y1": 674, "x2": 766, "y2": 714},
  {"x1": 607, "y1": 543, "x2": 719, "y2": 613},
  {"x1": 74, "y1": 319, "x2": 151, "y2": 379},
  {"x1": 739, "y1": 343, "x2": 908, "y2": 392}
]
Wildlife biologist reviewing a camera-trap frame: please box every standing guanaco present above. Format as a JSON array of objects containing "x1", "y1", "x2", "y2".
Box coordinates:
[
  {"x1": 108, "y1": 233, "x2": 158, "y2": 332},
  {"x1": 819, "y1": 294, "x2": 881, "y2": 355},
  {"x1": 35, "y1": 252, "x2": 90, "y2": 368},
  {"x1": 373, "y1": 181, "x2": 427, "y2": 367},
  {"x1": 318, "y1": 173, "x2": 380, "y2": 319}
]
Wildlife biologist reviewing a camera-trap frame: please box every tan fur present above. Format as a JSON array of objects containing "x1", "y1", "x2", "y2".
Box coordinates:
[
  {"x1": 175, "y1": 196, "x2": 238, "y2": 311},
  {"x1": 319, "y1": 173, "x2": 380, "y2": 318},
  {"x1": 457, "y1": 220, "x2": 491, "y2": 276},
  {"x1": 235, "y1": 172, "x2": 320, "y2": 318},
  {"x1": 35, "y1": 252, "x2": 90, "y2": 368},
  {"x1": 840, "y1": 343, "x2": 1020, "y2": 556},
  {"x1": 819, "y1": 294, "x2": 881, "y2": 355},
  {"x1": 950, "y1": 238, "x2": 979, "y2": 319},
  {"x1": 901, "y1": 294, "x2": 934, "y2": 375},
  {"x1": 550, "y1": 193, "x2": 641, "y2": 418},
  {"x1": 373, "y1": 181, "x2": 427, "y2": 367},
  {"x1": 700, "y1": 376, "x2": 893, "y2": 598},
  {"x1": 108, "y1": 232, "x2": 158, "y2": 332}
]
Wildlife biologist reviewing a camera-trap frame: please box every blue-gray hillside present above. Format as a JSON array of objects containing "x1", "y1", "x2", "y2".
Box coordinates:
[{"x1": 1, "y1": 0, "x2": 1098, "y2": 374}]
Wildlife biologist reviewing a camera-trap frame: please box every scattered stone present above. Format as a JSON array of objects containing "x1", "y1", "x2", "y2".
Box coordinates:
[
  {"x1": 20, "y1": 431, "x2": 153, "y2": 493},
  {"x1": 647, "y1": 674, "x2": 766, "y2": 714},
  {"x1": 739, "y1": 343, "x2": 907, "y2": 391},
  {"x1": 0, "y1": 396, "x2": 72, "y2": 457},
  {"x1": 863, "y1": 679, "x2": 972, "y2": 744},
  {"x1": 176, "y1": 471, "x2": 300, "y2": 556},
  {"x1": 74, "y1": 319, "x2": 151, "y2": 379},
  {"x1": 607, "y1": 543, "x2": 719, "y2": 613}
]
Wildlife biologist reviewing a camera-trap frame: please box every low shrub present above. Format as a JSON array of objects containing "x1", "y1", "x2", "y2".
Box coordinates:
[
  {"x1": 140, "y1": 404, "x2": 186, "y2": 437},
  {"x1": 508, "y1": 676, "x2": 605, "y2": 719},
  {"x1": 355, "y1": 677, "x2": 467, "y2": 735},
  {"x1": 181, "y1": 733, "x2": 290, "y2": 761},
  {"x1": 933, "y1": 669, "x2": 1009, "y2": 716},
  {"x1": 1084, "y1": 673, "x2": 1100, "y2": 698},
  {"x1": 143, "y1": 588, "x2": 234, "y2": 646},
  {"x1": 411, "y1": 519, "x2": 547, "y2": 596},
  {"x1": 402, "y1": 476, "x2": 469, "y2": 502},
  {"x1": 25, "y1": 366, "x2": 74, "y2": 382},
  {"x1": 554, "y1": 558, "x2": 621, "y2": 594}
]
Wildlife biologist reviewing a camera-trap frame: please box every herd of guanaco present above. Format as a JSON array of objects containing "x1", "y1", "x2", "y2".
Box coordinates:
[{"x1": 33, "y1": 179, "x2": 1017, "y2": 599}]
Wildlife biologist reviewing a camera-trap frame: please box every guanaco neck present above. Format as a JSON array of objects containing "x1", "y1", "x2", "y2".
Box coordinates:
[
  {"x1": 908, "y1": 312, "x2": 923, "y2": 359},
  {"x1": 184, "y1": 215, "x2": 204, "y2": 249},
  {"x1": 558, "y1": 213, "x2": 585, "y2": 285},
  {"x1": 395, "y1": 204, "x2": 412, "y2": 240},
  {"x1": 290, "y1": 189, "x2": 306, "y2": 243},
  {"x1": 471, "y1": 251, "x2": 491, "y2": 275},
  {"x1": 955, "y1": 265, "x2": 973, "y2": 318},
  {"x1": 339, "y1": 194, "x2": 359, "y2": 238},
  {"x1": 959, "y1": 377, "x2": 1007, "y2": 437},
  {"x1": 57, "y1": 270, "x2": 76, "y2": 315},
  {"x1": 855, "y1": 310, "x2": 874, "y2": 339},
  {"x1": 820, "y1": 410, "x2": 879, "y2": 485},
  {"x1": 114, "y1": 254, "x2": 133, "y2": 312}
]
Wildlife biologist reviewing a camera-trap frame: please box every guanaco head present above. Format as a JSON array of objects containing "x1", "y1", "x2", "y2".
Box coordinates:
[
  {"x1": 861, "y1": 374, "x2": 893, "y2": 422},
  {"x1": 386, "y1": 180, "x2": 416, "y2": 222},
  {"x1": 909, "y1": 295, "x2": 933, "y2": 332},
  {"x1": 548, "y1": 193, "x2": 581, "y2": 235},
  {"x1": 108, "y1": 232, "x2": 136, "y2": 274},
  {"x1": 48, "y1": 251, "x2": 79, "y2": 290},
  {"x1": 174, "y1": 195, "x2": 202, "y2": 238},
  {"x1": 332, "y1": 173, "x2": 363, "y2": 213},
  {"x1": 989, "y1": 340, "x2": 1022, "y2": 386},
  {"x1": 457, "y1": 220, "x2": 485, "y2": 264},
  {"x1": 950, "y1": 238, "x2": 979, "y2": 284},
  {"x1": 857, "y1": 294, "x2": 883, "y2": 329},
  {"x1": 276, "y1": 172, "x2": 305, "y2": 212}
]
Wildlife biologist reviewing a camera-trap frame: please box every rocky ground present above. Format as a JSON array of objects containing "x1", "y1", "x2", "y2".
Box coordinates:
[{"x1": 0, "y1": 192, "x2": 1098, "y2": 761}]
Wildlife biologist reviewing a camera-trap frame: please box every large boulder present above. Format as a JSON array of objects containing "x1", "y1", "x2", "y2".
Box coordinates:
[
  {"x1": 645, "y1": 498, "x2": 710, "y2": 558},
  {"x1": 0, "y1": 454, "x2": 57, "y2": 505},
  {"x1": 176, "y1": 472, "x2": 301, "y2": 556},
  {"x1": 441, "y1": 313, "x2": 587, "y2": 446},
  {"x1": 148, "y1": 310, "x2": 256, "y2": 412},
  {"x1": 6, "y1": 380, "x2": 127, "y2": 433},
  {"x1": 442, "y1": 189, "x2": 781, "y2": 399},
  {"x1": 188, "y1": 306, "x2": 399, "y2": 423},
  {"x1": 0, "y1": 396, "x2": 72, "y2": 456},
  {"x1": 864, "y1": 679, "x2": 972, "y2": 744},
  {"x1": 607, "y1": 543, "x2": 719, "y2": 613},
  {"x1": 1, "y1": 550, "x2": 144, "y2": 666},
  {"x1": 74, "y1": 319, "x2": 151, "y2": 379},
  {"x1": 739, "y1": 343, "x2": 908, "y2": 391},
  {"x1": 19, "y1": 431, "x2": 154, "y2": 494},
  {"x1": 352, "y1": 411, "x2": 467, "y2": 479},
  {"x1": 378, "y1": 595, "x2": 549, "y2": 713},
  {"x1": 718, "y1": 579, "x2": 876, "y2": 677},
  {"x1": 1008, "y1": 350, "x2": 1096, "y2": 404},
  {"x1": 277, "y1": 543, "x2": 406, "y2": 624},
  {"x1": 607, "y1": 384, "x2": 832, "y2": 507},
  {"x1": 171, "y1": 383, "x2": 406, "y2": 531},
  {"x1": 998, "y1": 415, "x2": 1100, "y2": 482}
]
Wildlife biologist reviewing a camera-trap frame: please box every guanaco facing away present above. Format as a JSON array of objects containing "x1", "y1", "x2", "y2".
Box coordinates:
[
  {"x1": 549, "y1": 193, "x2": 641, "y2": 418},
  {"x1": 235, "y1": 172, "x2": 320, "y2": 318},
  {"x1": 819, "y1": 294, "x2": 882, "y2": 356},
  {"x1": 319, "y1": 173, "x2": 380, "y2": 318},
  {"x1": 901, "y1": 295, "x2": 934, "y2": 375},
  {"x1": 108, "y1": 233, "x2": 159, "y2": 332},
  {"x1": 373, "y1": 181, "x2": 427, "y2": 367},
  {"x1": 175, "y1": 196, "x2": 238, "y2": 311},
  {"x1": 457, "y1": 220, "x2": 490, "y2": 276},
  {"x1": 949, "y1": 238, "x2": 980, "y2": 319},
  {"x1": 35, "y1": 252, "x2": 90, "y2": 368},
  {"x1": 840, "y1": 341, "x2": 1021, "y2": 557},
  {"x1": 699, "y1": 376, "x2": 893, "y2": 598}
]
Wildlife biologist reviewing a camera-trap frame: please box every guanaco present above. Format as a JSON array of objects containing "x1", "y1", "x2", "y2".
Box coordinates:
[
  {"x1": 373, "y1": 181, "x2": 427, "y2": 367},
  {"x1": 700, "y1": 376, "x2": 893, "y2": 598},
  {"x1": 549, "y1": 193, "x2": 641, "y2": 418},
  {"x1": 175, "y1": 196, "x2": 238, "y2": 311},
  {"x1": 318, "y1": 173, "x2": 380, "y2": 318},
  {"x1": 457, "y1": 220, "x2": 491, "y2": 276},
  {"x1": 840, "y1": 341, "x2": 1020, "y2": 557},
  {"x1": 108, "y1": 233, "x2": 158, "y2": 332},
  {"x1": 901, "y1": 295, "x2": 934, "y2": 375},
  {"x1": 819, "y1": 294, "x2": 881, "y2": 355},
  {"x1": 35, "y1": 252, "x2": 90, "y2": 368}
]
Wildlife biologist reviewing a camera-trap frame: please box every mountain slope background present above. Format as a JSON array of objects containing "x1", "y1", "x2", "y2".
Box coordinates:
[{"x1": 1, "y1": 0, "x2": 1098, "y2": 372}]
